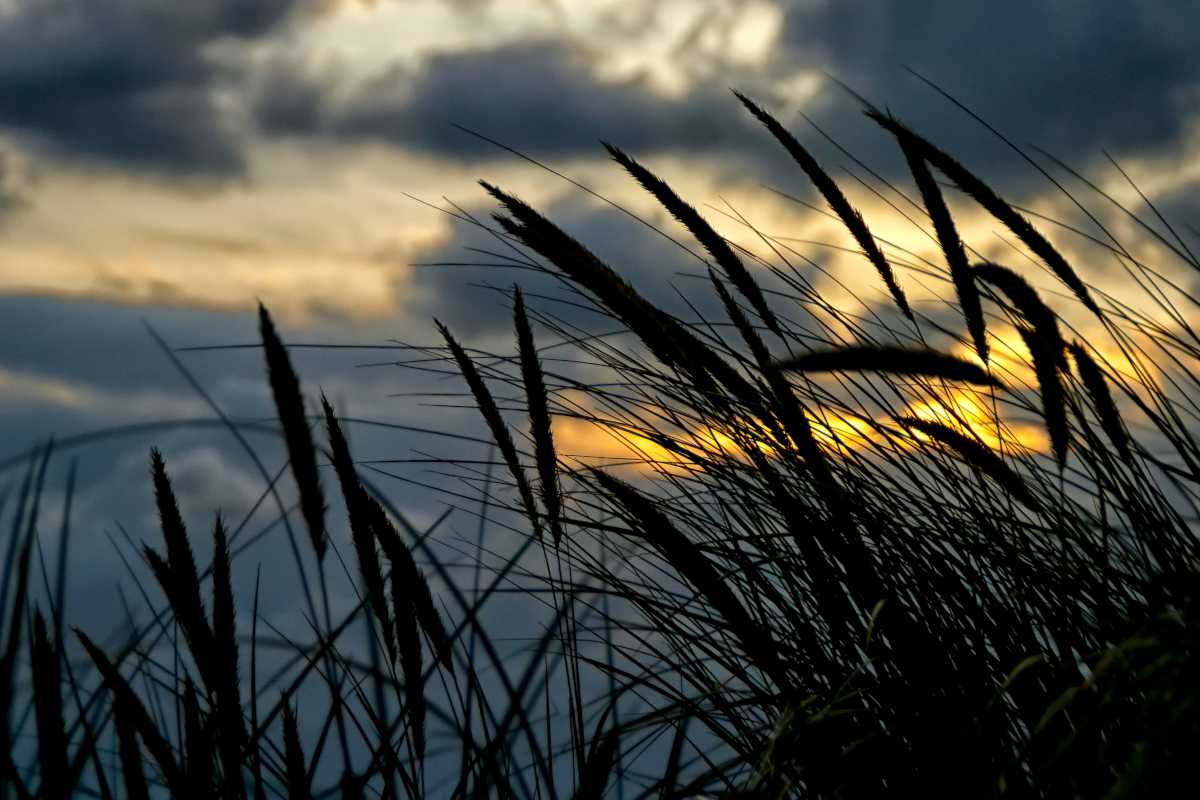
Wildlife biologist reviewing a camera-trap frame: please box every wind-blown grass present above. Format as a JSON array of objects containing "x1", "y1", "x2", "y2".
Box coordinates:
[{"x1": 1, "y1": 89, "x2": 1198, "y2": 799}]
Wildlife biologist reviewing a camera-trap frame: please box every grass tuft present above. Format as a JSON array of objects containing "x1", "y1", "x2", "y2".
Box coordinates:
[
  {"x1": 898, "y1": 416, "x2": 1042, "y2": 511},
  {"x1": 975, "y1": 262, "x2": 1069, "y2": 368},
  {"x1": 282, "y1": 699, "x2": 313, "y2": 800},
  {"x1": 14, "y1": 86, "x2": 1200, "y2": 800},
  {"x1": 148, "y1": 449, "x2": 216, "y2": 690}
]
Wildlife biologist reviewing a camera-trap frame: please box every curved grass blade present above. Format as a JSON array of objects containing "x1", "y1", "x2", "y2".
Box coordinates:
[
  {"x1": 1069, "y1": 342, "x2": 1132, "y2": 462},
  {"x1": 1017, "y1": 326, "x2": 1070, "y2": 470},
  {"x1": 974, "y1": 262, "x2": 1068, "y2": 368},
  {"x1": 605, "y1": 141, "x2": 784, "y2": 337},
  {"x1": 736, "y1": 90, "x2": 913, "y2": 320},
  {"x1": 898, "y1": 417, "x2": 1042, "y2": 512},
  {"x1": 775, "y1": 345, "x2": 1002, "y2": 387},
  {"x1": 897, "y1": 138, "x2": 989, "y2": 362},
  {"x1": 867, "y1": 110, "x2": 1101, "y2": 316}
]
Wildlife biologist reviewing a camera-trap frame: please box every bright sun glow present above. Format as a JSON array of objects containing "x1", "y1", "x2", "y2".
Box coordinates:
[{"x1": 550, "y1": 382, "x2": 1051, "y2": 480}]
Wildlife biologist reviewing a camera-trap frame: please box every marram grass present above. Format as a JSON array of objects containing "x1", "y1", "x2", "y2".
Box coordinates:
[{"x1": 2, "y1": 91, "x2": 1199, "y2": 799}]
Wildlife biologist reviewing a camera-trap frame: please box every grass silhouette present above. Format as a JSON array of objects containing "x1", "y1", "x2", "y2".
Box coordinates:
[{"x1": 2, "y1": 90, "x2": 1200, "y2": 798}]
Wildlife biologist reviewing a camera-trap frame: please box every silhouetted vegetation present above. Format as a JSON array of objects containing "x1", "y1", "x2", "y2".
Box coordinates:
[{"x1": 3, "y1": 91, "x2": 1199, "y2": 798}]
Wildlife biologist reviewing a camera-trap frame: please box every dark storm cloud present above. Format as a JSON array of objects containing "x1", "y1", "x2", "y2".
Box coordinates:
[
  {"x1": 0, "y1": 0, "x2": 302, "y2": 175},
  {"x1": 258, "y1": 41, "x2": 764, "y2": 160},
  {"x1": 781, "y1": 0, "x2": 1200, "y2": 170}
]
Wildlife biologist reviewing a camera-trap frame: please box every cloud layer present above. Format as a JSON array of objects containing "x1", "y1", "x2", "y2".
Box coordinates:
[{"x1": 0, "y1": 0, "x2": 303, "y2": 174}]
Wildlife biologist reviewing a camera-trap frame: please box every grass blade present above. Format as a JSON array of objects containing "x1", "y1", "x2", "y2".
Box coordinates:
[
  {"x1": 898, "y1": 417, "x2": 1042, "y2": 512},
  {"x1": 737, "y1": 90, "x2": 913, "y2": 320},
  {"x1": 775, "y1": 345, "x2": 1002, "y2": 387},
  {"x1": 31, "y1": 610, "x2": 68, "y2": 800},
  {"x1": 438, "y1": 319, "x2": 544, "y2": 541},
  {"x1": 897, "y1": 138, "x2": 989, "y2": 361},
  {"x1": 1069, "y1": 342, "x2": 1132, "y2": 462},
  {"x1": 513, "y1": 287, "x2": 564, "y2": 544},
  {"x1": 605, "y1": 141, "x2": 783, "y2": 337},
  {"x1": 322, "y1": 397, "x2": 396, "y2": 662},
  {"x1": 259, "y1": 303, "x2": 327, "y2": 562},
  {"x1": 867, "y1": 110, "x2": 1101, "y2": 316}
]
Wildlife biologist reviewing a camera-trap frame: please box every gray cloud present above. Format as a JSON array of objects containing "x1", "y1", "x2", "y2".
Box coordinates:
[
  {"x1": 257, "y1": 41, "x2": 768, "y2": 161},
  {"x1": 779, "y1": 1, "x2": 1200, "y2": 173},
  {"x1": 0, "y1": 143, "x2": 36, "y2": 215},
  {"x1": 0, "y1": 0, "x2": 302, "y2": 175},
  {"x1": 0, "y1": 295, "x2": 260, "y2": 393}
]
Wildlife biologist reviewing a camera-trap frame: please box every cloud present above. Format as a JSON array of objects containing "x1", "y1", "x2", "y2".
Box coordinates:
[
  {"x1": 0, "y1": 0, "x2": 304, "y2": 175},
  {"x1": 778, "y1": 0, "x2": 1200, "y2": 174},
  {"x1": 256, "y1": 40, "x2": 765, "y2": 161},
  {"x1": 0, "y1": 140, "x2": 36, "y2": 215}
]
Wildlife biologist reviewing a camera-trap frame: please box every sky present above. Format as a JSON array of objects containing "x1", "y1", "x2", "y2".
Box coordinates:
[{"x1": 2, "y1": 0, "x2": 1200, "y2": 764}]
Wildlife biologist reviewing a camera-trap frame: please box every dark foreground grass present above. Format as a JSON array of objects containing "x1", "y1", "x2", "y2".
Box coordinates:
[{"x1": 3, "y1": 92, "x2": 1200, "y2": 798}]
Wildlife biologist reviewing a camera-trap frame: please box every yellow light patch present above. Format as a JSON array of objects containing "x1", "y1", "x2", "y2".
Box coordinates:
[{"x1": 905, "y1": 390, "x2": 1049, "y2": 454}]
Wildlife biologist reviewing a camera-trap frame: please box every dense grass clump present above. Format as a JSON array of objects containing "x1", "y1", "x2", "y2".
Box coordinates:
[{"x1": 2, "y1": 92, "x2": 1199, "y2": 798}]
